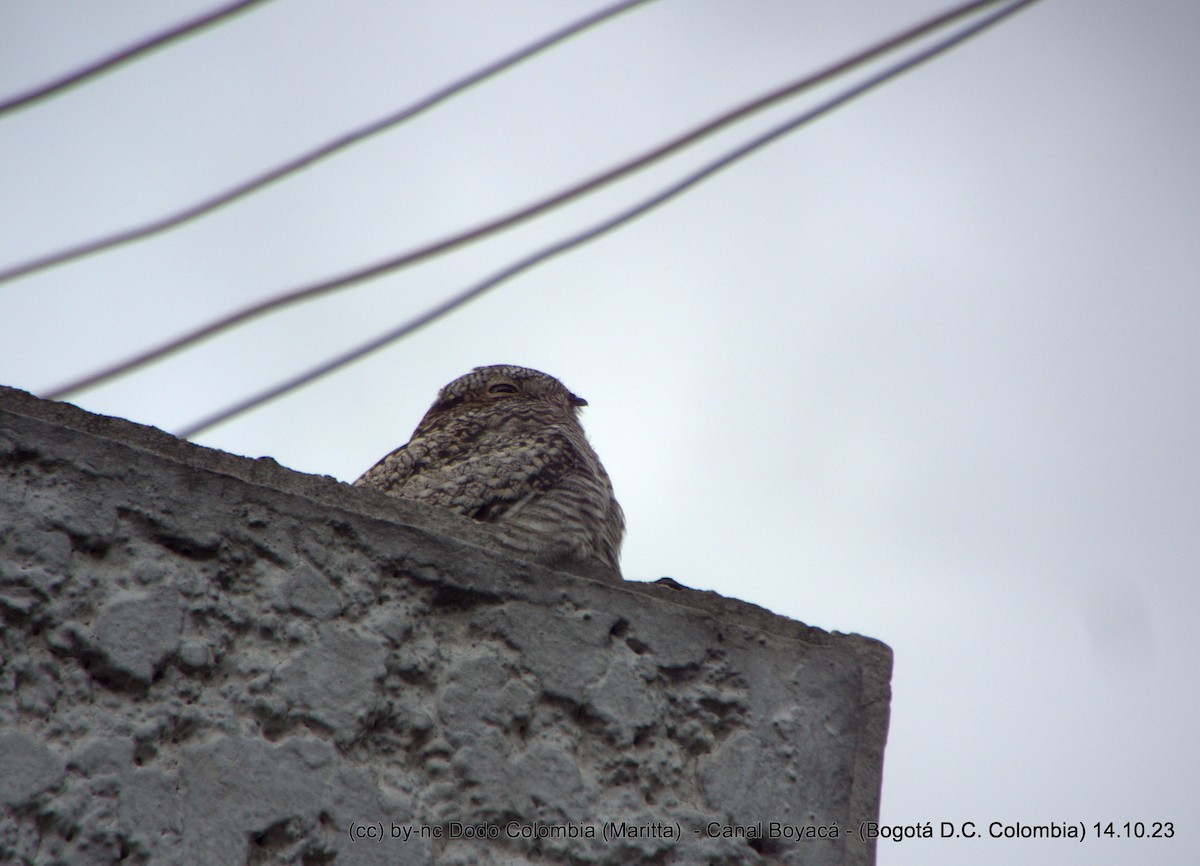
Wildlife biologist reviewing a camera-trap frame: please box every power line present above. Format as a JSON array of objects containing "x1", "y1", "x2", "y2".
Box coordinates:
[
  {"x1": 175, "y1": 0, "x2": 1043, "y2": 440},
  {"x1": 0, "y1": 0, "x2": 275, "y2": 116},
  {"x1": 43, "y1": 0, "x2": 1020, "y2": 402},
  {"x1": 0, "y1": 0, "x2": 661, "y2": 286}
]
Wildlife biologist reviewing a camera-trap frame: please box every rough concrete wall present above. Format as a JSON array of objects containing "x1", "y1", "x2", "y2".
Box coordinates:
[{"x1": 0, "y1": 385, "x2": 891, "y2": 866}]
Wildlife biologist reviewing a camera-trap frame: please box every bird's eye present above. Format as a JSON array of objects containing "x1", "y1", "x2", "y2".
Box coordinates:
[{"x1": 488, "y1": 382, "x2": 518, "y2": 396}]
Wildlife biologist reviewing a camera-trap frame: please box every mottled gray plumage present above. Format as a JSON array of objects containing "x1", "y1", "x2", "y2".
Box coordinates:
[{"x1": 354, "y1": 365, "x2": 624, "y2": 579}]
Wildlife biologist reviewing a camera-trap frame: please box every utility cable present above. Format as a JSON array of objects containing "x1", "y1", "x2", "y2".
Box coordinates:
[
  {"x1": 44, "y1": 0, "x2": 1022, "y2": 402},
  {"x1": 174, "y1": 0, "x2": 1042, "y2": 439},
  {"x1": 0, "y1": 0, "x2": 275, "y2": 115},
  {"x1": 0, "y1": 0, "x2": 660, "y2": 285}
]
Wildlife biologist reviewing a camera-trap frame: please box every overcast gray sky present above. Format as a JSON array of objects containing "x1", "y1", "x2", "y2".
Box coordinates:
[{"x1": 2, "y1": 1, "x2": 1197, "y2": 863}]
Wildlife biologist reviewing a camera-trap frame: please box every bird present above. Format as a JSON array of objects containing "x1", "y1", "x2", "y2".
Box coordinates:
[{"x1": 354, "y1": 365, "x2": 624, "y2": 580}]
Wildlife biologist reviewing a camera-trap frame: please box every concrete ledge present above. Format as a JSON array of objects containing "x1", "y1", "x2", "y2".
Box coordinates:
[{"x1": 0, "y1": 385, "x2": 891, "y2": 865}]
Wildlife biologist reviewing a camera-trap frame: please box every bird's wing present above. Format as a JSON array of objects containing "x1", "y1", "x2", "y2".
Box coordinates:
[
  {"x1": 352, "y1": 442, "x2": 417, "y2": 491},
  {"x1": 353, "y1": 430, "x2": 581, "y2": 520}
]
